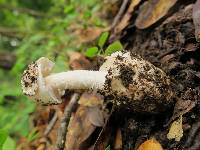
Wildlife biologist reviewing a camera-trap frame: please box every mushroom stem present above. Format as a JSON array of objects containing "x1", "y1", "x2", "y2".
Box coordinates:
[{"x1": 45, "y1": 70, "x2": 107, "y2": 91}]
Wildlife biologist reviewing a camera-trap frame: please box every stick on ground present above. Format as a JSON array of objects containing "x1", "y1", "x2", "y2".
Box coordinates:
[
  {"x1": 111, "y1": 0, "x2": 129, "y2": 29},
  {"x1": 44, "y1": 113, "x2": 58, "y2": 136},
  {"x1": 55, "y1": 93, "x2": 79, "y2": 150}
]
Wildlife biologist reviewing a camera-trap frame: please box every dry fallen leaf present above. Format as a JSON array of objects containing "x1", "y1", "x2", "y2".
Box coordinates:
[
  {"x1": 78, "y1": 92, "x2": 104, "y2": 107},
  {"x1": 79, "y1": 92, "x2": 107, "y2": 127},
  {"x1": 193, "y1": 0, "x2": 200, "y2": 41},
  {"x1": 114, "y1": 128, "x2": 122, "y2": 150},
  {"x1": 171, "y1": 99, "x2": 196, "y2": 122},
  {"x1": 166, "y1": 88, "x2": 197, "y2": 126},
  {"x1": 195, "y1": 72, "x2": 200, "y2": 78},
  {"x1": 135, "y1": 0, "x2": 178, "y2": 29},
  {"x1": 75, "y1": 27, "x2": 104, "y2": 43},
  {"x1": 65, "y1": 105, "x2": 97, "y2": 150},
  {"x1": 137, "y1": 138, "x2": 163, "y2": 150},
  {"x1": 88, "y1": 106, "x2": 105, "y2": 127},
  {"x1": 167, "y1": 115, "x2": 183, "y2": 141},
  {"x1": 160, "y1": 54, "x2": 175, "y2": 64},
  {"x1": 184, "y1": 43, "x2": 198, "y2": 52},
  {"x1": 67, "y1": 51, "x2": 92, "y2": 70},
  {"x1": 65, "y1": 92, "x2": 106, "y2": 150}
]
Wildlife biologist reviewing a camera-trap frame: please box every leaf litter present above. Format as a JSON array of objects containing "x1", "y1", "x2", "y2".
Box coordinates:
[{"x1": 22, "y1": 0, "x2": 200, "y2": 149}]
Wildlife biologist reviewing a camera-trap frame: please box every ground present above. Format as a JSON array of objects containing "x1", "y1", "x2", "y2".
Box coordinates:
[
  {"x1": 30, "y1": 2, "x2": 200, "y2": 150},
  {"x1": 118, "y1": 3, "x2": 200, "y2": 150},
  {"x1": 1, "y1": 1, "x2": 200, "y2": 150}
]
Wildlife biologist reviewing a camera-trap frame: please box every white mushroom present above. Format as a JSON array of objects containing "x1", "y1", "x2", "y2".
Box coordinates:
[
  {"x1": 21, "y1": 57, "x2": 107, "y2": 104},
  {"x1": 21, "y1": 51, "x2": 175, "y2": 112}
]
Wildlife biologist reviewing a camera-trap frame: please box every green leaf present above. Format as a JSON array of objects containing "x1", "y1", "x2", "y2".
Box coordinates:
[
  {"x1": 105, "y1": 145, "x2": 110, "y2": 150},
  {"x1": 0, "y1": 129, "x2": 8, "y2": 150},
  {"x1": 105, "y1": 41, "x2": 123, "y2": 56},
  {"x1": 2, "y1": 136, "x2": 15, "y2": 150},
  {"x1": 83, "y1": 11, "x2": 92, "y2": 19},
  {"x1": 98, "y1": 32, "x2": 109, "y2": 48},
  {"x1": 64, "y1": 5, "x2": 74, "y2": 14},
  {"x1": 85, "y1": 47, "x2": 99, "y2": 58}
]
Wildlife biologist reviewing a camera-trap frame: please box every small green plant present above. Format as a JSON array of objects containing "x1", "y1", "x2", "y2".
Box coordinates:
[
  {"x1": 1, "y1": 136, "x2": 16, "y2": 150},
  {"x1": 105, "y1": 145, "x2": 110, "y2": 150},
  {"x1": 98, "y1": 31, "x2": 109, "y2": 49},
  {"x1": 0, "y1": 129, "x2": 8, "y2": 150},
  {"x1": 85, "y1": 47, "x2": 99, "y2": 58},
  {"x1": 104, "y1": 41, "x2": 123, "y2": 56},
  {"x1": 85, "y1": 32, "x2": 123, "y2": 57}
]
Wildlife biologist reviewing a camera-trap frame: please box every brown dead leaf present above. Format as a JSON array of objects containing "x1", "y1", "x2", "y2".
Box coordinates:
[
  {"x1": 79, "y1": 92, "x2": 106, "y2": 127},
  {"x1": 184, "y1": 43, "x2": 198, "y2": 52},
  {"x1": 75, "y1": 27, "x2": 104, "y2": 43},
  {"x1": 193, "y1": 0, "x2": 200, "y2": 41},
  {"x1": 135, "y1": 0, "x2": 178, "y2": 29},
  {"x1": 65, "y1": 92, "x2": 107, "y2": 150},
  {"x1": 167, "y1": 115, "x2": 183, "y2": 141},
  {"x1": 67, "y1": 51, "x2": 92, "y2": 70},
  {"x1": 137, "y1": 138, "x2": 163, "y2": 150},
  {"x1": 195, "y1": 72, "x2": 200, "y2": 78},
  {"x1": 78, "y1": 92, "x2": 104, "y2": 107},
  {"x1": 88, "y1": 106, "x2": 105, "y2": 127},
  {"x1": 166, "y1": 88, "x2": 197, "y2": 126},
  {"x1": 114, "y1": 0, "x2": 141, "y2": 34},
  {"x1": 114, "y1": 128, "x2": 122, "y2": 150},
  {"x1": 174, "y1": 99, "x2": 196, "y2": 118},
  {"x1": 160, "y1": 54, "x2": 175, "y2": 64},
  {"x1": 65, "y1": 106, "x2": 96, "y2": 150}
]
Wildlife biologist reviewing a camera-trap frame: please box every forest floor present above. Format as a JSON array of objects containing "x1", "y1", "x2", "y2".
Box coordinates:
[{"x1": 14, "y1": 0, "x2": 200, "y2": 150}]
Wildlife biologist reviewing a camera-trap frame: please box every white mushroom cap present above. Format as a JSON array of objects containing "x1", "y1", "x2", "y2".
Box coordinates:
[
  {"x1": 21, "y1": 57, "x2": 62, "y2": 104},
  {"x1": 100, "y1": 51, "x2": 174, "y2": 112}
]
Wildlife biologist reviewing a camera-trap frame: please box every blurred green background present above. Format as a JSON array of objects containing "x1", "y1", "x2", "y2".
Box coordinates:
[{"x1": 0, "y1": 0, "x2": 108, "y2": 149}]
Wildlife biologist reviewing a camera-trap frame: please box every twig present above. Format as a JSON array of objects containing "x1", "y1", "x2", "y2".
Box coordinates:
[
  {"x1": 44, "y1": 113, "x2": 58, "y2": 136},
  {"x1": 114, "y1": 0, "x2": 141, "y2": 34},
  {"x1": 55, "y1": 93, "x2": 79, "y2": 150},
  {"x1": 111, "y1": 0, "x2": 129, "y2": 29},
  {"x1": 157, "y1": 48, "x2": 177, "y2": 59}
]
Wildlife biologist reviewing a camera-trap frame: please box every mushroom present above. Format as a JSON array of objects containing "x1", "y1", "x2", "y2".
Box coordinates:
[
  {"x1": 21, "y1": 51, "x2": 175, "y2": 112},
  {"x1": 21, "y1": 57, "x2": 107, "y2": 105}
]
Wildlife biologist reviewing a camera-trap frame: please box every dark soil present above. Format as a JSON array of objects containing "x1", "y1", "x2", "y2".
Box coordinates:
[
  {"x1": 119, "y1": 64, "x2": 134, "y2": 88},
  {"x1": 108, "y1": 3, "x2": 200, "y2": 150}
]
